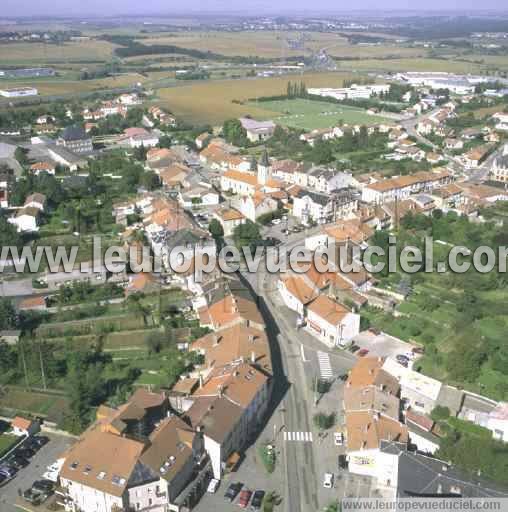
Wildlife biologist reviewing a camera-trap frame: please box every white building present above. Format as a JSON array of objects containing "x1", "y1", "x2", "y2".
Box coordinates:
[
  {"x1": 487, "y1": 402, "x2": 508, "y2": 442},
  {"x1": 0, "y1": 86, "x2": 38, "y2": 98},
  {"x1": 239, "y1": 118, "x2": 276, "y2": 142},
  {"x1": 305, "y1": 295, "x2": 360, "y2": 347},
  {"x1": 277, "y1": 275, "x2": 318, "y2": 317},
  {"x1": 293, "y1": 189, "x2": 334, "y2": 225},
  {"x1": 382, "y1": 358, "x2": 442, "y2": 415}
]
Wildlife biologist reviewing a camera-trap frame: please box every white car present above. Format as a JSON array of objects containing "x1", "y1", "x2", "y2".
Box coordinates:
[
  {"x1": 334, "y1": 432, "x2": 344, "y2": 446},
  {"x1": 272, "y1": 218, "x2": 281, "y2": 225},
  {"x1": 323, "y1": 473, "x2": 334, "y2": 489},
  {"x1": 207, "y1": 478, "x2": 220, "y2": 493}
]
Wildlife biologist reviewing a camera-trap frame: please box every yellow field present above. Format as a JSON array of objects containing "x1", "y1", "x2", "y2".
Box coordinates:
[
  {"x1": 156, "y1": 72, "x2": 356, "y2": 125},
  {"x1": 0, "y1": 40, "x2": 117, "y2": 64},
  {"x1": 139, "y1": 31, "x2": 344, "y2": 58}
]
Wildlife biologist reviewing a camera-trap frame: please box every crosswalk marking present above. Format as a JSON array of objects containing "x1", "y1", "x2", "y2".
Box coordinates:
[
  {"x1": 284, "y1": 431, "x2": 313, "y2": 443},
  {"x1": 317, "y1": 351, "x2": 333, "y2": 380}
]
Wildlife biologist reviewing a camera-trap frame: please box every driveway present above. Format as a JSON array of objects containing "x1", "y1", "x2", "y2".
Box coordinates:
[
  {"x1": 352, "y1": 330, "x2": 421, "y2": 362},
  {"x1": 0, "y1": 434, "x2": 74, "y2": 512}
]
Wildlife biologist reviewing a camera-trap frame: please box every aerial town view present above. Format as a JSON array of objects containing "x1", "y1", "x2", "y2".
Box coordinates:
[{"x1": 1, "y1": 1, "x2": 508, "y2": 512}]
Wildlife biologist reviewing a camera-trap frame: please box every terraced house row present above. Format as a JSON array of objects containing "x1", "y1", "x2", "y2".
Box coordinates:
[{"x1": 56, "y1": 273, "x2": 273, "y2": 512}]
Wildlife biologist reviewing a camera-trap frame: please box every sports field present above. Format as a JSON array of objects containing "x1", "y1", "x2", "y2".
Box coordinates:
[{"x1": 251, "y1": 98, "x2": 393, "y2": 130}]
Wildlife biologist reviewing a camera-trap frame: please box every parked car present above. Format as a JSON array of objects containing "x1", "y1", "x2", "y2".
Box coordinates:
[
  {"x1": 349, "y1": 344, "x2": 360, "y2": 353},
  {"x1": 338, "y1": 455, "x2": 348, "y2": 470},
  {"x1": 224, "y1": 482, "x2": 243, "y2": 502},
  {"x1": 23, "y1": 489, "x2": 43, "y2": 505},
  {"x1": 238, "y1": 489, "x2": 252, "y2": 508},
  {"x1": 32, "y1": 479, "x2": 55, "y2": 494},
  {"x1": 272, "y1": 218, "x2": 281, "y2": 225},
  {"x1": 323, "y1": 473, "x2": 334, "y2": 489},
  {"x1": 334, "y1": 432, "x2": 344, "y2": 446},
  {"x1": 0, "y1": 464, "x2": 17, "y2": 478},
  {"x1": 16, "y1": 447, "x2": 36, "y2": 459},
  {"x1": 7, "y1": 455, "x2": 29, "y2": 469},
  {"x1": 207, "y1": 478, "x2": 220, "y2": 494},
  {"x1": 358, "y1": 348, "x2": 369, "y2": 357},
  {"x1": 250, "y1": 490, "x2": 265, "y2": 510},
  {"x1": 0, "y1": 473, "x2": 8, "y2": 486}
]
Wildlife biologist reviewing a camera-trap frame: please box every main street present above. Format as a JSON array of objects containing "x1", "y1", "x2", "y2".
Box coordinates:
[{"x1": 240, "y1": 229, "x2": 357, "y2": 512}]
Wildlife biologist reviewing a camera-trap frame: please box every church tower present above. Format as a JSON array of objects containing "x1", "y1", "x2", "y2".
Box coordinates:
[{"x1": 257, "y1": 148, "x2": 272, "y2": 186}]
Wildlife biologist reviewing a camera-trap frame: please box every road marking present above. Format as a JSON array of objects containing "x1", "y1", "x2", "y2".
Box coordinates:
[
  {"x1": 301, "y1": 343, "x2": 308, "y2": 362},
  {"x1": 284, "y1": 431, "x2": 313, "y2": 443},
  {"x1": 317, "y1": 351, "x2": 333, "y2": 380}
]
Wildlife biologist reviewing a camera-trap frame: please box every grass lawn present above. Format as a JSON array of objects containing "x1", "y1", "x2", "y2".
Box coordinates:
[
  {"x1": 0, "y1": 433, "x2": 19, "y2": 456},
  {"x1": 249, "y1": 98, "x2": 393, "y2": 130}
]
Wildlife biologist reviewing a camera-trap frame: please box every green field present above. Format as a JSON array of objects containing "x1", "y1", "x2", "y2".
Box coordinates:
[
  {"x1": 251, "y1": 98, "x2": 393, "y2": 130},
  {"x1": 0, "y1": 433, "x2": 18, "y2": 456}
]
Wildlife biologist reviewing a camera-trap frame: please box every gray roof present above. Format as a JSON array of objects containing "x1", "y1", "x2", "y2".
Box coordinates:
[
  {"x1": 60, "y1": 125, "x2": 88, "y2": 142},
  {"x1": 48, "y1": 144, "x2": 87, "y2": 165},
  {"x1": 496, "y1": 154, "x2": 508, "y2": 170},
  {"x1": 436, "y1": 385, "x2": 464, "y2": 416},
  {"x1": 295, "y1": 188, "x2": 331, "y2": 206},
  {"x1": 381, "y1": 441, "x2": 508, "y2": 498}
]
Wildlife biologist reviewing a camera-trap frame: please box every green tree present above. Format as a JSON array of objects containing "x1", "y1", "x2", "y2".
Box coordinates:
[
  {"x1": 0, "y1": 298, "x2": 17, "y2": 330},
  {"x1": 208, "y1": 218, "x2": 224, "y2": 239},
  {"x1": 233, "y1": 220, "x2": 262, "y2": 250},
  {"x1": 313, "y1": 412, "x2": 335, "y2": 430},
  {"x1": 223, "y1": 119, "x2": 248, "y2": 146}
]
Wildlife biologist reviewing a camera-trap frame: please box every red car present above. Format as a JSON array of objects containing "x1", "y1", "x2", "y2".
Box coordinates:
[
  {"x1": 238, "y1": 489, "x2": 252, "y2": 508},
  {"x1": 358, "y1": 348, "x2": 369, "y2": 357}
]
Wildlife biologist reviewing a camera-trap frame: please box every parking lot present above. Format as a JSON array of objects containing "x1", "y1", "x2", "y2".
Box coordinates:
[
  {"x1": 193, "y1": 436, "x2": 283, "y2": 512},
  {"x1": 0, "y1": 433, "x2": 74, "y2": 512},
  {"x1": 351, "y1": 330, "x2": 423, "y2": 364}
]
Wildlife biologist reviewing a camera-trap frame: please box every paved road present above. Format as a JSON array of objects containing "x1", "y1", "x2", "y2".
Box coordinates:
[{"x1": 240, "y1": 227, "x2": 358, "y2": 512}]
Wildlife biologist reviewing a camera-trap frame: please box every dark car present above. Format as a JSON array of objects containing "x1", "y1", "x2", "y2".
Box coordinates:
[
  {"x1": 33, "y1": 436, "x2": 50, "y2": 447},
  {"x1": 32, "y1": 479, "x2": 55, "y2": 494},
  {"x1": 338, "y1": 454, "x2": 348, "y2": 470},
  {"x1": 7, "y1": 455, "x2": 29, "y2": 469},
  {"x1": 24, "y1": 439, "x2": 41, "y2": 451},
  {"x1": 16, "y1": 447, "x2": 36, "y2": 459},
  {"x1": 0, "y1": 473, "x2": 7, "y2": 486},
  {"x1": 224, "y1": 482, "x2": 243, "y2": 502},
  {"x1": 23, "y1": 489, "x2": 43, "y2": 505},
  {"x1": 250, "y1": 490, "x2": 265, "y2": 510}
]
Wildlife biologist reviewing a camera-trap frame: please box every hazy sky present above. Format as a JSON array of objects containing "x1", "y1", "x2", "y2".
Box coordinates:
[{"x1": 1, "y1": 0, "x2": 506, "y2": 17}]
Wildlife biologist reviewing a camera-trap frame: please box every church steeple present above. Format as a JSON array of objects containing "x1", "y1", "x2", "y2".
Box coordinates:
[{"x1": 257, "y1": 148, "x2": 271, "y2": 185}]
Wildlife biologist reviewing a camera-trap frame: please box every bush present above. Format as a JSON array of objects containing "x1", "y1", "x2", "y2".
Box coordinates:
[
  {"x1": 313, "y1": 412, "x2": 335, "y2": 431},
  {"x1": 258, "y1": 444, "x2": 276, "y2": 474},
  {"x1": 431, "y1": 405, "x2": 450, "y2": 422}
]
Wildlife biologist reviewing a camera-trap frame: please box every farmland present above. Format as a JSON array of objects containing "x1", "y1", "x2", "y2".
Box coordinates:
[
  {"x1": 250, "y1": 98, "x2": 393, "y2": 130},
  {"x1": 156, "y1": 71, "x2": 357, "y2": 124}
]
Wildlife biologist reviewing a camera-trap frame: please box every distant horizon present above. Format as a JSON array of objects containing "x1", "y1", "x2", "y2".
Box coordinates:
[{"x1": 1, "y1": 2, "x2": 508, "y2": 20}]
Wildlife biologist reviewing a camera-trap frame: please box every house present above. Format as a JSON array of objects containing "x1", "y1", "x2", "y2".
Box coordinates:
[
  {"x1": 195, "y1": 132, "x2": 211, "y2": 149},
  {"x1": 305, "y1": 295, "x2": 360, "y2": 347},
  {"x1": 491, "y1": 146, "x2": 508, "y2": 183},
  {"x1": 8, "y1": 206, "x2": 40, "y2": 232},
  {"x1": 487, "y1": 402, "x2": 508, "y2": 442},
  {"x1": 30, "y1": 161, "x2": 55, "y2": 175},
  {"x1": 47, "y1": 145, "x2": 88, "y2": 172},
  {"x1": 425, "y1": 152, "x2": 444, "y2": 164},
  {"x1": 0, "y1": 171, "x2": 12, "y2": 208},
  {"x1": 346, "y1": 411, "x2": 408, "y2": 478},
  {"x1": 179, "y1": 186, "x2": 220, "y2": 208},
  {"x1": 56, "y1": 126, "x2": 93, "y2": 154},
  {"x1": 382, "y1": 358, "x2": 442, "y2": 415},
  {"x1": 0, "y1": 330, "x2": 21, "y2": 345},
  {"x1": 307, "y1": 168, "x2": 353, "y2": 194},
  {"x1": 444, "y1": 138, "x2": 463, "y2": 150},
  {"x1": 239, "y1": 117, "x2": 276, "y2": 142},
  {"x1": 462, "y1": 145, "x2": 493, "y2": 168},
  {"x1": 213, "y1": 207, "x2": 245, "y2": 237},
  {"x1": 159, "y1": 163, "x2": 190, "y2": 189},
  {"x1": 292, "y1": 189, "x2": 334, "y2": 225},
  {"x1": 277, "y1": 275, "x2": 319, "y2": 317},
  {"x1": 404, "y1": 408, "x2": 442, "y2": 455},
  {"x1": 24, "y1": 192, "x2": 46, "y2": 211},
  {"x1": 125, "y1": 272, "x2": 159, "y2": 296},
  {"x1": 11, "y1": 416, "x2": 40, "y2": 436},
  {"x1": 238, "y1": 193, "x2": 278, "y2": 222},
  {"x1": 416, "y1": 118, "x2": 437, "y2": 135},
  {"x1": 123, "y1": 128, "x2": 159, "y2": 148},
  {"x1": 431, "y1": 183, "x2": 465, "y2": 210},
  {"x1": 492, "y1": 112, "x2": 508, "y2": 131}
]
